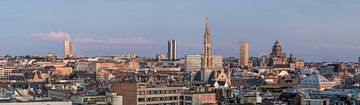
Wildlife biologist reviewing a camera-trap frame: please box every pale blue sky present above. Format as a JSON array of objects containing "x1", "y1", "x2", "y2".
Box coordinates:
[{"x1": 1, "y1": 0, "x2": 360, "y2": 61}]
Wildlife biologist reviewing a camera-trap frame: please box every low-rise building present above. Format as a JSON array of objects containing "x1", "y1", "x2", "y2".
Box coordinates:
[
  {"x1": 54, "y1": 66, "x2": 72, "y2": 76},
  {"x1": 0, "y1": 67, "x2": 14, "y2": 78},
  {"x1": 181, "y1": 93, "x2": 217, "y2": 105},
  {"x1": 302, "y1": 98, "x2": 329, "y2": 105},
  {"x1": 71, "y1": 95, "x2": 109, "y2": 105}
]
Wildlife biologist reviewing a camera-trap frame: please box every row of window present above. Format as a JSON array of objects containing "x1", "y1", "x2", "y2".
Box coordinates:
[
  {"x1": 179, "y1": 96, "x2": 192, "y2": 101},
  {"x1": 138, "y1": 90, "x2": 177, "y2": 95},
  {"x1": 147, "y1": 103, "x2": 178, "y2": 105},
  {"x1": 83, "y1": 97, "x2": 106, "y2": 104},
  {"x1": 138, "y1": 96, "x2": 178, "y2": 102}
]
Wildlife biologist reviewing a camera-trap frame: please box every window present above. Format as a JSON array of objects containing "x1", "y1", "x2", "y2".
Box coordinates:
[
  {"x1": 180, "y1": 96, "x2": 184, "y2": 100},
  {"x1": 306, "y1": 101, "x2": 311, "y2": 105},
  {"x1": 138, "y1": 91, "x2": 145, "y2": 95},
  {"x1": 138, "y1": 98, "x2": 145, "y2": 102}
]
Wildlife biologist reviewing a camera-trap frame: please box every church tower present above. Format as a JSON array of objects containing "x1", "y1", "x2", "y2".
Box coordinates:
[{"x1": 201, "y1": 17, "x2": 213, "y2": 82}]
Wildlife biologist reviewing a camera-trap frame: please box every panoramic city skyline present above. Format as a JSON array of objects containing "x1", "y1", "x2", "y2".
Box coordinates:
[
  {"x1": 1, "y1": 0, "x2": 360, "y2": 61},
  {"x1": 1, "y1": 1, "x2": 360, "y2": 105}
]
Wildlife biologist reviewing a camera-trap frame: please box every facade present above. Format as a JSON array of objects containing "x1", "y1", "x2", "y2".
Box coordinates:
[
  {"x1": 295, "y1": 59, "x2": 305, "y2": 69},
  {"x1": 319, "y1": 64, "x2": 342, "y2": 77},
  {"x1": 185, "y1": 55, "x2": 202, "y2": 72},
  {"x1": 71, "y1": 95, "x2": 109, "y2": 105},
  {"x1": 185, "y1": 55, "x2": 222, "y2": 72},
  {"x1": 168, "y1": 39, "x2": 177, "y2": 60},
  {"x1": 212, "y1": 55, "x2": 223, "y2": 71},
  {"x1": 239, "y1": 41, "x2": 249, "y2": 66},
  {"x1": 156, "y1": 67, "x2": 182, "y2": 73},
  {"x1": 182, "y1": 93, "x2": 217, "y2": 105},
  {"x1": 89, "y1": 62, "x2": 116, "y2": 74},
  {"x1": 74, "y1": 62, "x2": 91, "y2": 72},
  {"x1": 0, "y1": 67, "x2": 13, "y2": 78},
  {"x1": 64, "y1": 34, "x2": 72, "y2": 57},
  {"x1": 201, "y1": 16, "x2": 213, "y2": 82},
  {"x1": 110, "y1": 82, "x2": 189, "y2": 105},
  {"x1": 110, "y1": 82, "x2": 137, "y2": 105},
  {"x1": 0, "y1": 101, "x2": 73, "y2": 105},
  {"x1": 33, "y1": 62, "x2": 66, "y2": 68},
  {"x1": 301, "y1": 98, "x2": 329, "y2": 105},
  {"x1": 47, "y1": 89, "x2": 71, "y2": 101},
  {"x1": 54, "y1": 66, "x2": 73, "y2": 76},
  {"x1": 127, "y1": 59, "x2": 139, "y2": 71},
  {"x1": 110, "y1": 82, "x2": 217, "y2": 105},
  {"x1": 137, "y1": 83, "x2": 187, "y2": 105}
]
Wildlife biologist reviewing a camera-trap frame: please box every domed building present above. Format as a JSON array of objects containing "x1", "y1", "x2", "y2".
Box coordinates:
[
  {"x1": 268, "y1": 40, "x2": 287, "y2": 66},
  {"x1": 299, "y1": 73, "x2": 334, "y2": 91},
  {"x1": 271, "y1": 40, "x2": 285, "y2": 57},
  {"x1": 268, "y1": 40, "x2": 305, "y2": 69}
]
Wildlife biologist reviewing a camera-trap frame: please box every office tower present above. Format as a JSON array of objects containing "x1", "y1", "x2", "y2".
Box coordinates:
[
  {"x1": 358, "y1": 57, "x2": 360, "y2": 64},
  {"x1": 167, "y1": 39, "x2": 176, "y2": 60},
  {"x1": 64, "y1": 34, "x2": 73, "y2": 57},
  {"x1": 239, "y1": 41, "x2": 249, "y2": 66},
  {"x1": 201, "y1": 16, "x2": 213, "y2": 82}
]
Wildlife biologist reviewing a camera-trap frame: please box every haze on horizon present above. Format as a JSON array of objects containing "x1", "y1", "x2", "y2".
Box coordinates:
[{"x1": 1, "y1": 0, "x2": 360, "y2": 62}]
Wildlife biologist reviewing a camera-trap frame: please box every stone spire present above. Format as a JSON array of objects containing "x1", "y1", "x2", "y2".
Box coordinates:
[
  {"x1": 201, "y1": 16, "x2": 213, "y2": 82},
  {"x1": 226, "y1": 63, "x2": 231, "y2": 87}
]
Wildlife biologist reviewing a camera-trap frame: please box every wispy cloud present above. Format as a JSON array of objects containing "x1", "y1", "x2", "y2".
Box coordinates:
[
  {"x1": 31, "y1": 32, "x2": 153, "y2": 45},
  {"x1": 315, "y1": 42, "x2": 360, "y2": 50},
  {"x1": 317, "y1": 42, "x2": 338, "y2": 49},
  {"x1": 73, "y1": 37, "x2": 153, "y2": 45},
  {"x1": 30, "y1": 32, "x2": 69, "y2": 41}
]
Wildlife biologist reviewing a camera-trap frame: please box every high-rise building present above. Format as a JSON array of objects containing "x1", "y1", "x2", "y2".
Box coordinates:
[
  {"x1": 201, "y1": 16, "x2": 213, "y2": 82},
  {"x1": 185, "y1": 55, "x2": 202, "y2": 72},
  {"x1": 358, "y1": 57, "x2": 360, "y2": 64},
  {"x1": 167, "y1": 39, "x2": 176, "y2": 60},
  {"x1": 64, "y1": 34, "x2": 73, "y2": 57},
  {"x1": 185, "y1": 54, "x2": 222, "y2": 72},
  {"x1": 239, "y1": 41, "x2": 249, "y2": 66}
]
